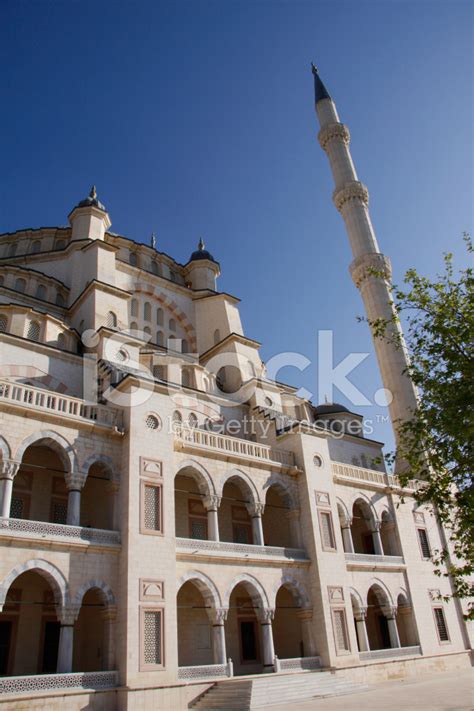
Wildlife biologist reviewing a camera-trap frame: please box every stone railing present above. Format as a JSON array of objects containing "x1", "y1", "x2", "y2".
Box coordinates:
[
  {"x1": 0, "y1": 379, "x2": 124, "y2": 432},
  {"x1": 177, "y1": 662, "x2": 232, "y2": 681},
  {"x1": 176, "y1": 537, "x2": 308, "y2": 561},
  {"x1": 175, "y1": 426, "x2": 296, "y2": 472},
  {"x1": 344, "y1": 552, "x2": 405, "y2": 567},
  {"x1": 275, "y1": 655, "x2": 321, "y2": 673},
  {"x1": 0, "y1": 517, "x2": 121, "y2": 547},
  {"x1": 359, "y1": 645, "x2": 421, "y2": 662},
  {"x1": 332, "y1": 462, "x2": 419, "y2": 492},
  {"x1": 0, "y1": 670, "x2": 118, "y2": 695}
]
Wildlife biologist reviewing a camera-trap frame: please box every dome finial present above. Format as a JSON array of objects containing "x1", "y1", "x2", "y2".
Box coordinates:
[
  {"x1": 150, "y1": 232, "x2": 156, "y2": 249},
  {"x1": 90, "y1": 185, "x2": 97, "y2": 200},
  {"x1": 198, "y1": 237, "x2": 205, "y2": 251}
]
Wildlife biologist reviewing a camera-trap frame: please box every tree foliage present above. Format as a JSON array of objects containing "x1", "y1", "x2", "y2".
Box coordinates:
[{"x1": 369, "y1": 235, "x2": 473, "y2": 618}]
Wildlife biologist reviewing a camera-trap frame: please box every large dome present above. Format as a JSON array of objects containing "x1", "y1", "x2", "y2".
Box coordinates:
[{"x1": 313, "y1": 402, "x2": 351, "y2": 416}]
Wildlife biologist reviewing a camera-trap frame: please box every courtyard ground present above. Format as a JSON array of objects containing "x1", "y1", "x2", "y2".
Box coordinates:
[{"x1": 263, "y1": 668, "x2": 473, "y2": 711}]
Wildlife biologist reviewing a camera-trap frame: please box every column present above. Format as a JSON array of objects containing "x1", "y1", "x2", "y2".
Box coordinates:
[
  {"x1": 209, "y1": 608, "x2": 228, "y2": 664},
  {"x1": 257, "y1": 608, "x2": 275, "y2": 671},
  {"x1": 340, "y1": 515, "x2": 354, "y2": 553},
  {"x1": 56, "y1": 605, "x2": 79, "y2": 673},
  {"x1": 248, "y1": 503, "x2": 265, "y2": 546},
  {"x1": 65, "y1": 473, "x2": 86, "y2": 526},
  {"x1": 106, "y1": 480, "x2": 120, "y2": 531},
  {"x1": 0, "y1": 461, "x2": 19, "y2": 518},
  {"x1": 102, "y1": 606, "x2": 117, "y2": 670},
  {"x1": 384, "y1": 606, "x2": 401, "y2": 648},
  {"x1": 204, "y1": 495, "x2": 221, "y2": 542},
  {"x1": 286, "y1": 509, "x2": 303, "y2": 548},
  {"x1": 296, "y1": 608, "x2": 317, "y2": 657},
  {"x1": 354, "y1": 607, "x2": 370, "y2": 652},
  {"x1": 371, "y1": 521, "x2": 384, "y2": 555}
]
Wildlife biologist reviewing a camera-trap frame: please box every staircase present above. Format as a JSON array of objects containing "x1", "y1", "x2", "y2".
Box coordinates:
[{"x1": 190, "y1": 670, "x2": 369, "y2": 710}]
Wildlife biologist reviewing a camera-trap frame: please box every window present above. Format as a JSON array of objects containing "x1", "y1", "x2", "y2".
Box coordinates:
[
  {"x1": 213, "y1": 328, "x2": 220, "y2": 344},
  {"x1": 15, "y1": 278, "x2": 26, "y2": 293},
  {"x1": 188, "y1": 499, "x2": 207, "y2": 540},
  {"x1": 8, "y1": 244, "x2": 17, "y2": 257},
  {"x1": 142, "y1": 483, "x2": 163, "y2": 534},
  {"x1": 144, "y1": 302, "x2": 151, "y2": 321},
  {"x1": 31, "y1": 241, "x2": 41, "y2": 254},
  {"x1": 172, "y1": 411, "x2": 182, "y2": 430},
  {"x1": 146, "y1": 414, "x2": 161, "y2": 430},
  {"x1": 54, "y1": 239, "x2": 66, "y2": 250},
  {"x1": 131, "y1": 299, "x2": 138, "y2": 317},
  {"x1": 26, "y1": 320, "x2": 40, "y2": 342},
  {"x1": 129, "y1": 252, "x2": 137, "y2": 266},
  {"x1": 105, "y1": 311, "x2": 117, "y2": 328},
  {"x1": 313, "y1": 454, "x2": 323, "y2": 467},
  {"x1": 433, "y1": 607, "x2": 449, "y2": 642},
  {"x1": 141, "y1": 608, "x2": 163, "y2": 669},
  {"x1": 232, "y1": 506, "x2": 253, "y2": 544},
  {"x1": 332, "y1": 609, "x2": 350, "y2": 653},
  {"x1": 156, "y1": 308, "x2": 163, "y2": 326},
  {"x1": 36, "y1": 284, "x2": 46, "y2": 299},
  {"x1": 156, "y1": 330, "x2": 164, "y2": 346},
  {"x1": 182, "y1": 368, "x2": 192, "y2": 388},
  {"x1": 151, "y1": 261, "x2": 160, "y2": 276},
  {"x1": 0, "y1": 315, "x2": 7, "y2": 333},
  {"x1": 181, "y1": 338, "x2": 189, "y2": 353},
  {"x1": 319, "y1": 510, "x2": 336, "y2": 551},
  {"x1": 56, "y1": 332, "x2": 66, "y2": 350},
  {"x1": 188, "y1": 412, "x2": 198, "y2": 428},
  {"x1": 169, "y1": 318, "x2": 176, "y2": 332},
  {"x1": 153, "y1": 365, "x2": 166, "y2": 381},
  {"x1": 417, "y1": 528, "x2": 431, "y2": 558},
  {"x1": 56, "y1": 292, "x2": 65, "y2": 307}
]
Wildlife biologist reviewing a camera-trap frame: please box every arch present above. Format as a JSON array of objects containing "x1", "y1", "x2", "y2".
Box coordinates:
[
  {"x1": 133, "y1": 284, "x2": 197, "y2": 351},
  {"x1": 395, "y1": 587, "x2": 410, "y2": 608},
  {"x1": 176, "y1": 459, "x2": 215, "y2": 496},
  {"x1": 262, "y1": 474, "x2": 297, "y2": 509},
  {"x1": 0, "y1": 558, "x2": 69, "y2": 609},
  {"x1": 366, "y1": 579, "x2": 394, "y2": 607},
  {"x1": 351, "y1": 493, "x2": 379, "y2": 525},
  {"x1": 74, "y1": 579, "x2": 116, "y2": 608},
  {"x1": 223, "y1": 573, "x2": 269, "y2": 610},
  {"x1": 270, "y1": 575, "x2": 310, "y2": 609},
  {"x1": 349, "y1": 587, "x2": 365, "y2": 614},
  {"x1": 336, "y1": 497, "x2": 350, "y2": 521},
  {"x1": 80, "y1": 453, "x2": 115, "y2": 478},
  {"x1": 176, "y1": 570, "x2": 222, "y2": 609},
  {"x1": 14, "y1": 430, "x2": 77, "y2": 473},
  {"x1": 218, "y1": 468, "x2": 259, "y2": 504},
  {"x1": 0, "y1": 435, "x2": 11, "y2": 463}
]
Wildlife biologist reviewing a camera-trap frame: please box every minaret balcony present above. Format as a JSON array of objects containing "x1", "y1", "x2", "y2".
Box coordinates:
[
  {"x1": 174, "y1": 425, "x2": 298, "y2": 474},
  {"x1": 0, "y1": 379, "x2": 124, "y2": 433}
]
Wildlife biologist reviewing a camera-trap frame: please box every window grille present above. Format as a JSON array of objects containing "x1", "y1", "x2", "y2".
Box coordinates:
[
  {"x1": 51, "y1": 500, "x2": 67, "y2": 524},
  {"x1": 105, "y1": 311, "x2": 117, "y2": 328},
  {"x1": 418, "y1": 528, "x2": 431, "y2": 558},
  {"x1": 146, "y1": 415, "x2": 160, "y2": 430},
  {"x1": 26, "y1": 320, "x2": 40, "y2": 341},
  {"x1": 0, "y1": 315, "x2": 7, "y2": 333},
  {"x1": 143, "y1": 610, "x2": 162, "y2": 665},
  {"x1": 333, "y1": 609, "x2": 350, "y2": 652},
  {"x1": 320, "y1": 511, "x2": 336, "y2": 549},
  {"x1": 10, "y1": 497, "x2": 25, "y2": 519},
  {"x1": 144, "y1": 485, "x2": 161, "y2": 531},
  {"x1": 434, "y1": 607, "x2": 449, "y2": 642}
]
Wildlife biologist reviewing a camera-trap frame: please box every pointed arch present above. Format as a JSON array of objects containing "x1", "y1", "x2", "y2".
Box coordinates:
[
  {"x1": 81, "y1": 453, "x2": 115, "y2": 477},
  {"x1": 176, "y1": 459, "x2": 215, "y2": 496},
  {"x1": 177, "y1": 570, "x2": 222, "y2": 609},
  {"x1": 218, "y1": 468, "x2": 260, "y2": 504},
  {"x1": 14, "y1": 430, "x2": 77, "y2": 472},
  {"x1": 0, "y1": 436, "x2": 11, "y2": 463},
  {"x1": 351, "y1": 492, "x2": 379, "y2": 526},
  {"x1": 270, "y1": 575, "x2": 310, "y2": 609},
  {"x1": 223, "y1": 573, "x2": 269, "y2": 609},
  {"x1": 365, "y1": 578, "x2": 394, "y2": 607},
  {"x1": 0, "y1": 558, "x2": 69, "y2": 610},
  {"x1": 262, "y1": 473, "x2": 298, "y2": 509},
  {"x1": 74, "y1": 580, "x2": 116, "y2": 607},
  {"x1": 349, "y1": 587, "x2": 365, "y2": 615}
]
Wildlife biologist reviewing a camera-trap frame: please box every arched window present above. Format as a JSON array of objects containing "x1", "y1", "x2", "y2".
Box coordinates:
[
  {"x1": 156, "y1": 330, "x2": 164, "y2": 346},
  {"x1": 57, "y1": 332, "x2": 66, "y2": 349},
  {"x1": 54, "y1": 239, "x2": 66, "y2": 250},
  {"x1": 55, "y1": 292, "x2": 65, "y2": 307},
  {"x1": 0, "y1": 315, "x2": 8, "y2": 332},
  {"x1": 143, "y1": 302, "x2": 151, "y2": 321},
  {"x1": 129, "y1": 252, "x2": 137, "y2": 266},
  {"x1": 156, "y1": 308, "x2": 163, "y2": 326},
  {"x1": 31, "y1": 241, "x2": 41, "y2": 254},
  {"x1": 182, "y1": 338, "x2": 189, "y2": 353},
  {"x1": 188, "y1": 412, "x2": 198, "y2": 428},
  {"x1": 15, "y1": 278, "x2": 26, "y2": 293},
  {"x1": 172, "y1": 410, "x2": 182, "y2": 425},
  {"x1": 26, "y1": 320, "x2": 40, "y2": 341},
  {"x1": 8, "y1": 244, "x2": 17, "y2": 257},
  {"x1": 130, "y1": 321, "x2": 138, "y2": 331},
  {"x1": 169, "y1": 318, "x2": 176, "y2": 332},
  {"x1": 105, "y1": 311, "x2": 117, "y2": 328},
  {"x1": 153, "y1": 365, "x2": 166, "y2": 381},
  {"x1": 169, "y1": 271, "x2": 177, "y2": 282},
  {"x1": 36, "y1": 284, "x2": 46, "y2": 300},
  {"x1": 0, "y1": 276, "x2": 3, "y2": 286},
  {"x1": 143, "y1": 326, "x2": 152, "y2": 338},
  {"x1": 151, "y1": 261, "x2": 160, "y2": 276},
  {"x1": 182, "y1": 368, "x2": 192, "y2": 388},
  {"x1": 131, "y1": 299, "x2": 138, "y2": 317},
  {"x1": 214, "y1": 328, "x2": 220, "y2": 345}
]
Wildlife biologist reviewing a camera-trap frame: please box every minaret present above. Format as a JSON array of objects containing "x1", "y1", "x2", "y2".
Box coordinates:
[{"x1": 311, "y1": 64, "x2": 418, "y2": 456}]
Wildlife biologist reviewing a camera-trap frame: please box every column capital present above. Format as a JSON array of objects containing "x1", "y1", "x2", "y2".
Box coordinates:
[
  {"x1": 246, "y1": 502, "x2": 265, "y2": 518},
  {"x1": 318, "y1": 122, "x2": 350, "y2": 151},
  {"x1": 333, "y1": 180, "x2": 369, "y2": 212},
  {"x1": 208, "y1": 607, "x2": 228, "y2": 625},
  {"x1": 296, "y1": 607, "x2": 313, "y2": 621},
  {"x1": 371, "y1": 520, "x2": 382, "y2": 532},
  {"x1": 203, "y1": 495, "x2": 222, "y2": 511},
  {"x1": 340, "y1": 513, "x2": 353, "y2": 529},
  {"x1": 354, "y1": 606, "x2": 368, "y2": 621},
  {"x1": 382, "y1": 605, "x2": 398, "y2": 619},
  {"x1": 256, "y1": 607, "x2": 275, "y2": 624},
  {"x1": 57, "y1": 603, "x2": 80, "y2": 625},
  {"x1": 0, "y1": 461, "x2": 19, "y2": 481},
  {"x1": 64, "y1": 472, "x2": 86, "y2": 491}
]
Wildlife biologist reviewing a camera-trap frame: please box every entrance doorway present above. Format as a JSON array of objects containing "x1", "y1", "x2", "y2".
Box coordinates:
[{"x1": 240, "y1": 620, "x2": 259, "y2": 663}]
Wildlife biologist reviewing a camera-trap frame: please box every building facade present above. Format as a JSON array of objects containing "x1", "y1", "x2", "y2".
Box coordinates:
[{"x1": 0, "y1": 73, "x2": 471, "y2": 710}]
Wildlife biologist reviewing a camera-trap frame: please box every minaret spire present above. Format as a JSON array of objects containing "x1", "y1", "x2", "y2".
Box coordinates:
[{"x1": 311, "y1": 67, "x2": 418, "y2": 464}]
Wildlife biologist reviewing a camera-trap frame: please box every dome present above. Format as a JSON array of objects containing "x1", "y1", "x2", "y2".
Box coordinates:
[
  {"x1": 313, "y1": 402, "x2": 350, "y2": 416},
  {"x1": 188, "y1": 238, "x2": 218, "y2": 264},
  {"x1": 76, "y1": 185, "x2": 106, "y2": 212}
]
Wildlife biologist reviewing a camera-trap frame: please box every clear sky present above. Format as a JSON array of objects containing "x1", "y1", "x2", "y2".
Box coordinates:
[{"x1": 1, "y1": 0, "x2": 472, "y2": 451}]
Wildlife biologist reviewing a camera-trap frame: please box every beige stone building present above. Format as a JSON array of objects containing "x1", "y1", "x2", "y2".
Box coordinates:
[{"x1": 0, "y1": 70, "x2": 470, "y2": 709}]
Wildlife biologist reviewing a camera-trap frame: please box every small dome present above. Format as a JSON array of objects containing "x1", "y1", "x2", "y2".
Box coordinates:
[
  {"x1": 188, "y1": 238, "x2": 217, "y2": 264},
  {"x1": 76, "y1": 185, "x2": 106, "y2": 211},
  {"x1": 313, "y1": 402, "x2": 350, "y2": 416}
]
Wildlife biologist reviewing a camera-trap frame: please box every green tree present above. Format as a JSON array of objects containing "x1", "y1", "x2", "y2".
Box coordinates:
[{"x1": 368, "y1": 235, "x2": 474, "y2": 619}]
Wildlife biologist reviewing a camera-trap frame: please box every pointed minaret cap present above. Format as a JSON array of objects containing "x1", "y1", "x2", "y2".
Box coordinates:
[
  {"x1": 150, "y1": 231, "x2": 156, "y2": 249},
  {"x1": 68, "y1": 185, "x2": 111, "y2": 239},
  {"x1": 311, "y1": 63, "x2": 331, "y2": 103}
]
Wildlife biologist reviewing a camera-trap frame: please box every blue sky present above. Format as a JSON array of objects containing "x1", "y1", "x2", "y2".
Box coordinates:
[{"x1": 1, "y1": 0, "x2": 472, "y2": 451}]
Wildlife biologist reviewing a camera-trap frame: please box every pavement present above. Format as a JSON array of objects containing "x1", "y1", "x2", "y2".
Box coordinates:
[{"x1": 262, "y1": 669, "x2": 474, "y2": 711}]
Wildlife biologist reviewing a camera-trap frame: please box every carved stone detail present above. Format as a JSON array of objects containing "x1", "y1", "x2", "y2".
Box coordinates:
[
  {"x1": 140, "y1": 457, "x2": 162, "y2": 479},
  {"x1": 382, "y1": 605, "x2": 398, "y2": 619},
  {"x1": 354, "y1": 606, "x2": 368, "y2": 621},
  {"x1": 296, "y1": 607, "x2": 313, "y2": 621},
  {"x1": 208, "y1": 607, "x2": 228, "y2": 625},
  {"x1": 327, "y1": 586, "x2": 344, "y2": 604},
  {"x1": 350, "y1": 252, "x2": 392, "y2": 288},
  {"x1": 247, "y1": 502, "x2": 265, "y2": 518},
  {"x1": 57, "y1": 603, "x2": 81, "y2": 625},
  {"x1": 413, "y1": 511, "x2": 425, "y2": 524},
  {"x1": 140, "y1": 578, "x2": 164, "y2": 602},
  {"x1": 203, "y1": 495, "x2": 222, "y2": 511},
  {"x1": 333, "y1": 180, "x2": 369, "y2": 212},
  {"x1": 315, "y1": 491, "x2": 330, "y2": 507},
  {"x1": 256, "y1": 607, "x2": 275, "y2": 623},
  {"x1": 0, "y1": 461, "x2": 19, "y2": 481},
  {"x1": 64, "y1": 472, "x2": 86, "y2": 491},
  {"x1": 318, "y1": 122, "x2": 350, "y2": 150}
]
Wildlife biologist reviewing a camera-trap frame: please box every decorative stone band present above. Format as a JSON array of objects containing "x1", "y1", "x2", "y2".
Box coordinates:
[
  {"x1": 349, "y1": 252, "x2": 392, "y2": 289},
  {"x1": 333, "y1": 180, "x2": 369, "y2": 212},
  {"x1": 0, "y1": 671, "x2": 118, "y2": 695},
  {"x1": 0, "y1": 517, "x2": 121, "y2": 546},
  {"x1": 359, "y1": 646, "x2": 421, "y2": 662},
  {"x1": 177, "y1": 663, "x2": 231, "y2": 681},
  {"x1": 175, "y1": 536, "x2": 309, "y2": 561},
  {"x1": 277, "y1": 656, "x2": 321, "y2": 672},
  {"x1": 318, "y1": 122, "x2": 350, "y2": 150}
]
